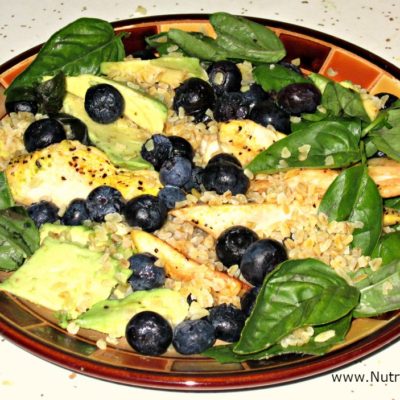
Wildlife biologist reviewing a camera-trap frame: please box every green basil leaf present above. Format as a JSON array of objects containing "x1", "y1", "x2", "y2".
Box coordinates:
[
  {"x1": 0, "y1": 207, "x2": 40, "y2": 271},
  {"x1": 166, "y1": 29, "x2": 227, "y2": 61},
  {"x1": 371, "y1": 232, "x2": 400, "y2": 266},
  {"x1": 369, "y1": 107, "x2": 400, "y2": 161},
  {"x1": 233, "y1": 258, "x2": 359, "y2": 354},
  {"x1": 210, "y1": 12, "x2": 286, "y2": 62},
  {"x1": 385, "y1": 196, "x2": 400, "y2": 211},
  {"x1": 291, "y1": 117, "x2": 363, "y2": 141},
  {"x1": 145, "y1": 32, "x2": 181, "y2": 56},
  {"x1": 203, "y1": 313, "x2": 352, "y2": 363},
  {"x1": 6, "y1": 18, "x2": 125, "y2": 97},
  {"x1": 369, "y1": 129, "x2": 400, "y2": 162},
  {"x1": 36, "y1": 71, "x2": 66, "y2": 114},
  {"x1": 247, "y1": 121, "x2": 361, "y2": 174},
  {"x1": 319, "y1": 165, "x2": 382, "y2": 255},
  {"x1": 353, "y1": 259, "x2": 400, "y2": 317},
  {"x1": 321, "y1": 81, "x2": 371, "y2": 122},
  {"x1": 0, "y1": 172, "x2": 14, "y2": 210},
  {"x1": 253, "y1": 64, "x2": 309, "y2": 92}
]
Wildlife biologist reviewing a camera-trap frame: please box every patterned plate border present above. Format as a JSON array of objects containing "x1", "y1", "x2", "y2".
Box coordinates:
[{"x1": 0, "y1": 14, "x2": 399, "y2": 391}]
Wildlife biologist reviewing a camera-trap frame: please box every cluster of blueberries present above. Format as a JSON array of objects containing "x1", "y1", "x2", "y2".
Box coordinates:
[
  {"x1": 124, "y1": 223, "x2": 288, "y2": 356},
  {"x1": 173, "y1": 60, "x2": 322, "y2": 134},
  {"x1": 126, "y1": 253, "x2": 247, "y2": 355}
]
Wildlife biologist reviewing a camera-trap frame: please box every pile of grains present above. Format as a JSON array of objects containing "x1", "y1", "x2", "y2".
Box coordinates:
[{"x1": 0, "y1": 112, "x2": 34, "y2": 169}]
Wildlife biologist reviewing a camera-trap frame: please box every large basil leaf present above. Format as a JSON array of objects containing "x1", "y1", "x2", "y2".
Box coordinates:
[
  {"x1": 0, "y1": 207, "x2": 40, "y2": 271},
  {"x1": 0, "y1": 172, "x2": 14, "y2": 210},
  {"x1": 6, "y1": 18, "x2": 125, "y2": 98},
  {"x1": 233, "y1": 258, "x2": 359, "y2": 354},
  {"x1": 203, "y1": 313, "x2": 352, "y2": 363},
  {"x1": 253, "y1": 64, "x2": 309, "y2": 92},
  {"x1": 158, "y1": 13, "x2": 286, "y2": 63},
  {"x1": 371, "y1": 232, "x2": 400, "y2": 266},
  {"x1": 319, "y1": 165, "x2": 382, "y2": 255},
  {"x1": 353, "y1": 259, "x2": 400, "y2": 317},
  {"x1": 247, "y1": 121, "x2": 361, "y2": 174},
  {"x1": 211, "y1": 12, "x2": 286, "y2": 62},
  {"x1": 291, "y1": 117, "x2": 363, "y2": 141}
]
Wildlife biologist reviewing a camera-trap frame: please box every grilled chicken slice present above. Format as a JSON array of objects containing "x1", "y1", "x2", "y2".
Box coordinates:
[
  {"x1": 218, "y1": 120, "x2": 286, "y2": 166},
  {"x1": 5, "y1": 140, "x2": 161, "y2": 212},
  {"x1": 131, "y1": 230, "x2": 248, "y2": 306},
  {"x1": 171, "y1": 203, "x2": 300, "y2": 239},
  {"x1": 251, "y1": 158, "x2": 400, "y2": 199}
]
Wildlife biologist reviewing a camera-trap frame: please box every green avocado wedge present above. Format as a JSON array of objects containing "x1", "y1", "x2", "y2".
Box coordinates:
[
  {"x1": 63, "y1": 93, "x2": 152, "y2": 170},
  {"x1": 64, "y1": 74, "x2": 167, "y2": 132},
  {"x1": 101, "y1": 56, "x2": 208, "y2": 87},
  {"x1": 0, "y1": 237, "x2": 131, "y2": 319},
  {"x1": 75, "y1": 288, "x2": 189, "y2": 337}
]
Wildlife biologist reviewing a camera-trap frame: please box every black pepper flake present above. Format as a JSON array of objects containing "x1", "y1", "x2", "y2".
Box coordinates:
[
  {"x1": 154, "y1": 248, "x2": 159, "y2": 253},
  {"x1": 103, "y1": 305, "x2": 109, "y2": 309},
  {"x1": 138, "y1": 180, "x2": 143, "y2": 185},
  {"x1": 35, "y1": 160, "x2": 42, "y2": 168},
  {"x1": 102, "y1": 173, "x2": 107, "y2": 178},
  {"x1": 22, "y1": 160, "x2": 28, "y2": 164},
  {"x1": 69, "y1": 147, "x2": 77, "y2": 151},
  {"x1": 61, "y1": 176, "x2": 66, "y2": 181}
]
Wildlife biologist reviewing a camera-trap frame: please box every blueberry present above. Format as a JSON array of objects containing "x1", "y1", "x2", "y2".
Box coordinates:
[
  {"x1": 84, "y1": 84, "x2": 124, "y2": 124},
  {"x1": 27, "y1": 201, "x2": 59, "y2": 227},
  {"x1": 86, "y1": 185, "x2": 124, "y2": 222},
  {"x1": 126, "y1": 311, "x2": 172, "y2": 356},
  {"x1": 169, "y1": 136, "x2": 194, "y2": 161},
  {"x1": 216, "y1": 226, "x2": 259, "y2": 267},
  {"x1": 241, "y1": 83, "x2": 272, "y2": 110},
  {"x1": 159, "y1": 156, "x2": 192, "y2": 188},
  {"x1": 207, "y1": 153, "x2": 242, "y2": 168},
  {"x1": 375, "y1": 92, "x2": 399, "y2": 109},
  {"x1": 123, "y1": 194, "x2": 167, "y2": 232},
  {"x1": 207, "y1": 304, "x2": 246, "y2": 342},
  {"x1": 278, "y1": 61, "x2": 304, "y2": 76},
  {"x1": 207, "y1": 61, "x2": 242, "y2": 96},
  {"x1": 277, "y1": 83, "x2": 321, "y2": 115},
  {"x1": 140, "y1": 134, "x2": 173, "y2": 171},
  {"x1": 172, "y1": 319, "x2": 216, "y2": 355},
  {"x1": 249, "y1": 100, "x2": 291, "y2": 134},
  {"x1": 182, "y1": 166, "x2": 204, "y2": 193},
  {"x1": 6, "y1": 100, "x2": 38, "y2": 115},
  {"x1": 240, "y1": 239, "x2": 288, "y2": 286},
  {"x1": 213, "y1": 92, "x2": 250, "y2": 122},
  {"x1": 127, "y1": 253, "x2": 165, "y2": 291},
  {"x1": 61, "y1": 199, "x2": 90, "y2": 226},
  {"x1": 173, "y1": 77, "x2": 215, "y2": 119},
  {"x1": 6, "y1": 87, "x2": 38, "y2": 115},
  {"x1": 24, "y1": 118, "x2": 66, "y2": 152},
  {"x1": 202, "y1": 163, "x2": 249, "y2": 195},
  {"x1": 158, "y1": 185, "x2": 186, "y2": 210},
  {"x1": 48, "y1": 113, "x2": 90, "y2": 146},
  {"x1": 240, "y1": 287, "x2": 260, "y2": 317},
  {"x1": 131, "y1": 47, "x2": 156, "y2": 60}
]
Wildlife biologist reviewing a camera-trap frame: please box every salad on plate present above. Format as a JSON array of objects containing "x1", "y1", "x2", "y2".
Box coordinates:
[{"x1": 0, "y1": 12, "x2": 399, "y2": 362}]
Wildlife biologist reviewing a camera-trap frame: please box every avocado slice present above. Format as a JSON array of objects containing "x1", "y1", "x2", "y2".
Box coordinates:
[
  {"x1": 75, "y1": 288, "x2": 189, "y2": 337},
  {"x1": 101, "y1": 56, "x2": 208, "y2": 88},
  {"x1": 40, "y1": 223, "x2": 92, "y2": 246},
  {"x1": 0, "y1": 237, "x2": 131, "y2": 319},
  {"x1": 63, "y1": 93, "x2": 152, "y2": 169},
  {"x1": 64, "y1": 74, "x2": 168, "y2": 132}
]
